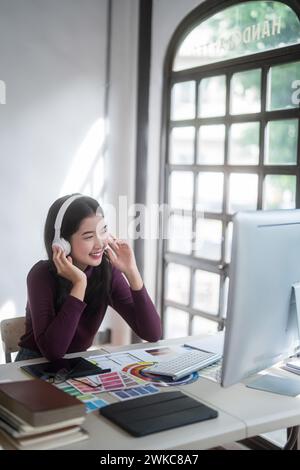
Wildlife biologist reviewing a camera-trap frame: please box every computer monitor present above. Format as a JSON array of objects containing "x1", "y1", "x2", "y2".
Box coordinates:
[{"x1": 221, "y1": 209, "x2": 300, "y2": 387}]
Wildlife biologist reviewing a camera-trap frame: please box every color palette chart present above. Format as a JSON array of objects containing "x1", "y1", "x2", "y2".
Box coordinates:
[
  {"x1": 54, "y1": 345, "x2": 203, "y2": 410},
  {"x1": 98, "y1": 371, "x2": 125, "y2": 391},
  {"x1": 67, "y1": 377, "x2": 103, "y2": 394},
  {"x1": 111, "y1": 384, "x2": 159, "y2": 401},
  {"x1": 78, "y1": 394, "x2": 108, "y2": 413},
  {"x1": 120, "y1": 371, "x2": 145, "y2": 388},
  {"x1": 55, "y1": 381, "x2": 108, "y2": 413}
]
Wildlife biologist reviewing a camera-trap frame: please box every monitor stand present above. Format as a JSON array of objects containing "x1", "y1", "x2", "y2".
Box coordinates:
[
  {"x1": 245, "y1": 283, "x2": 300, "y2": 396},
  {"x1": 246, "y1": 373, "x2": 300, "y2": 396}
]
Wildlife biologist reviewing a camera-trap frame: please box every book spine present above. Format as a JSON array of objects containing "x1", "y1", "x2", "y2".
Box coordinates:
[{"x1": 0, "y1": 391, "x2": 35, "y2": 426}]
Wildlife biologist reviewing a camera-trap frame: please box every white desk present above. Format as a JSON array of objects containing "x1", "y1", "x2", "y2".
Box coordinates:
[{"x1": 1, "y1": 335, "x2": 300, "y2": 450}]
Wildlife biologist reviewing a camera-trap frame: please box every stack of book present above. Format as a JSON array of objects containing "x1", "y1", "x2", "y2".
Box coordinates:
[{"x1": 0, "y1": 379, "x2": 88, "y2": 450}]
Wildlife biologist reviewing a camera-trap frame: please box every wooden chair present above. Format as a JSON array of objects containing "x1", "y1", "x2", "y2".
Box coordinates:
[{"x1": 0, "y1": 316, "x2": 25, "y2": 363}]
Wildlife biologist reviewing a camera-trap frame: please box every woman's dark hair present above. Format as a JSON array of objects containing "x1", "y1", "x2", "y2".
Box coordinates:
[{"x1": 44, "y1": 194, "x2": 112, "y2": 315}]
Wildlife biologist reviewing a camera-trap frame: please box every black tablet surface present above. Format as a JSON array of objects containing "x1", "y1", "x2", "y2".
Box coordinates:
[
  {"x1": 100, "y1": 391, "x2": 218, "y2": 437},
  {"x1": 21, "y1": 357, "x2": 107, "y2": 380}
]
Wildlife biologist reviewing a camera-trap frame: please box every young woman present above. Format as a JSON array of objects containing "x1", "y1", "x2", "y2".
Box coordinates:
[{"x1": 16, "y1": 194, "x2": 162, "y2": 361}]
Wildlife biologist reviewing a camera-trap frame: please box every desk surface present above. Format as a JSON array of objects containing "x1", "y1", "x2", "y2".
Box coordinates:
[{"x1": 1, "y1": 335, "x2": 300, "y2": 450}]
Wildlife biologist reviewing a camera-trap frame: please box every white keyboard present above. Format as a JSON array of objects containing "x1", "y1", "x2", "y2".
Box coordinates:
[{"x1": 144, "y1": 349, "x2": 222, "y2": 381}]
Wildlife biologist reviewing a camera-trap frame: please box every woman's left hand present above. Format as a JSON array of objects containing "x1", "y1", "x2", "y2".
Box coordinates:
[
  {"x1": 106, "y1": 236, "x2": 143, "y2": 290},
  {"x1": 106, "y1": 236, "x2": 137, "y2": 274}
]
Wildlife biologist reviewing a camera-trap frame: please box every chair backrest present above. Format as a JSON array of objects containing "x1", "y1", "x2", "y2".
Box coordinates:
[{"x1": 0, "y1": 316, "x2": 26, "y2": 363}]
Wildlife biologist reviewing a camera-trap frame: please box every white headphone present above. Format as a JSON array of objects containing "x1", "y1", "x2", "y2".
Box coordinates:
[{"x1": 52, "y1": 194, "x2": 82, "y2": 256}]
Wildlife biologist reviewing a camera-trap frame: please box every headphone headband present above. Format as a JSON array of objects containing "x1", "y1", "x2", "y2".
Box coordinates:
[
  {"x1": 51, "y1": 194, "x2": 82, "y2": 255},
  {"x1": 54, "y1": 194, "x2": 82, "y2": 233}
]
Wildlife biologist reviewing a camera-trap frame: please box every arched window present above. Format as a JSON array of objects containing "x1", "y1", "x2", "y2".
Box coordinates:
[{"x1": 158, "y1": 0, "x2": 300, "y2": 338}]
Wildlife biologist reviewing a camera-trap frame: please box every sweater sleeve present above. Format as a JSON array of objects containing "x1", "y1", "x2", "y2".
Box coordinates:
[
  {"x1": 27, "y1": 262, "x2": 87, "y2": 360},
  {"x1": 109, "y1": 267, "x2": 162, "y2": 342}
]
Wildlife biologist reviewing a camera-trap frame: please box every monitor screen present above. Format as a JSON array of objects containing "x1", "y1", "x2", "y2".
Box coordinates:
[{"x1": 221, "y1": 209, "x2": 300, "y2": 387}]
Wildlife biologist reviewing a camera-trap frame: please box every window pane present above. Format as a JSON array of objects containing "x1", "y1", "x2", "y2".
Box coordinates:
[
  {"x1": 169, "y1": 171, "x2": 194, "y2": 210},
  {"x1": 195, "y1": 218, "x2": 222, "y2": 261},
  {"x1": 225, "y1": 222, "x2": 233, "y2": 264},
  {"x1": 173, "y1": 2, "x2": 300, "y2": 70},
  {"x1": 171, "y1": 81, "x2": 195, "y2": 120},
  {"x1": 169, "y1": 127, "x2": 195, "y2": 164},
  {"x1": 193, "y1": 270, "x2": 220, "y2": 315},
  {"x1": 199, "y1": 76, "x2": 226, "y2": 117},
  {"x1": 230, "y1": 69, "x2": 261, "y2": 114},
  {"x1": 165, "y1": 263, "x2": 191, "y2": 305},
  {"x1": 263, "y1": 175, "x2": 296, "y2": 210},
  {"x1": 198, "y1": 125, "x2": 225, "y2": 164},
  {"x1": 168, "y1": 214, "x2": 193, "y2": 255},
  {"x1": 228, "y1": 173, "x2": 258, "y2": 213},
  {"x1": 265, "y1": 120, "x2": 298, "y2": 165},
  {"x1": 229, "y1": 122, "x2": 260, "y2": 165},
  {"x1": 197, "y1": 172, "x2": 224, "y2": 213},
  {"x1": 192, "y1": 316, "x2": 219, "y2": 335},
  {"x1": 267, "y1": 61, "x2": 300, "y2": 111},
  {"x1": 164, "y1": 307, "x2": 189, "y2": 338}
]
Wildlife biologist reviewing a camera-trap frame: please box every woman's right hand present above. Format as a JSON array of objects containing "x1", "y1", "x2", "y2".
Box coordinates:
[{"x1": 52, "y1": 246, "x2": 87, "y2": 286}]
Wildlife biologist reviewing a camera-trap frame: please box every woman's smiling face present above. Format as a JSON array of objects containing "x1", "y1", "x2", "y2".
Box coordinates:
[{"x1": 70, "y1": 214, "x2": 109, "y2": 270}]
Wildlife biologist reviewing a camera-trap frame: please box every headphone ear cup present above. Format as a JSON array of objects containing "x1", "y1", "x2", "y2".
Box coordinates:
[
  {"x1": 52, "y1": 238, "x2": 71, "y2": 256},
  {"x1": 52, "y1": 194, "x2": 81, "y2": 259},
  {"x1": 59, "y1": 238, "x2": 71, "y2": 256}
]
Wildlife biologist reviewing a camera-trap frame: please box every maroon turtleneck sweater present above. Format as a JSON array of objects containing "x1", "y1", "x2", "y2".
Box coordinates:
[{"x1": 19, "y1": 261, "x2": 162, "y2": 360}]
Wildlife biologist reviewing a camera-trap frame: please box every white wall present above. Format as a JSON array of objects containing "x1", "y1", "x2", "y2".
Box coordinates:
[
  {"x1": 0, "y1": 0, "x2": 107, "y2": 316},
  {"x1": 145, "y1": 0, "x2": 206, "y2": 300},
  {"x1": 103, "y1": 0, "x2": 139, "y2": 345},
  {"x1": 0, "y1": 0, "x2": 140, "y2": 362},
  {"x1": 0, "y1": 0, "x2": 207, "y2": 362}
]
